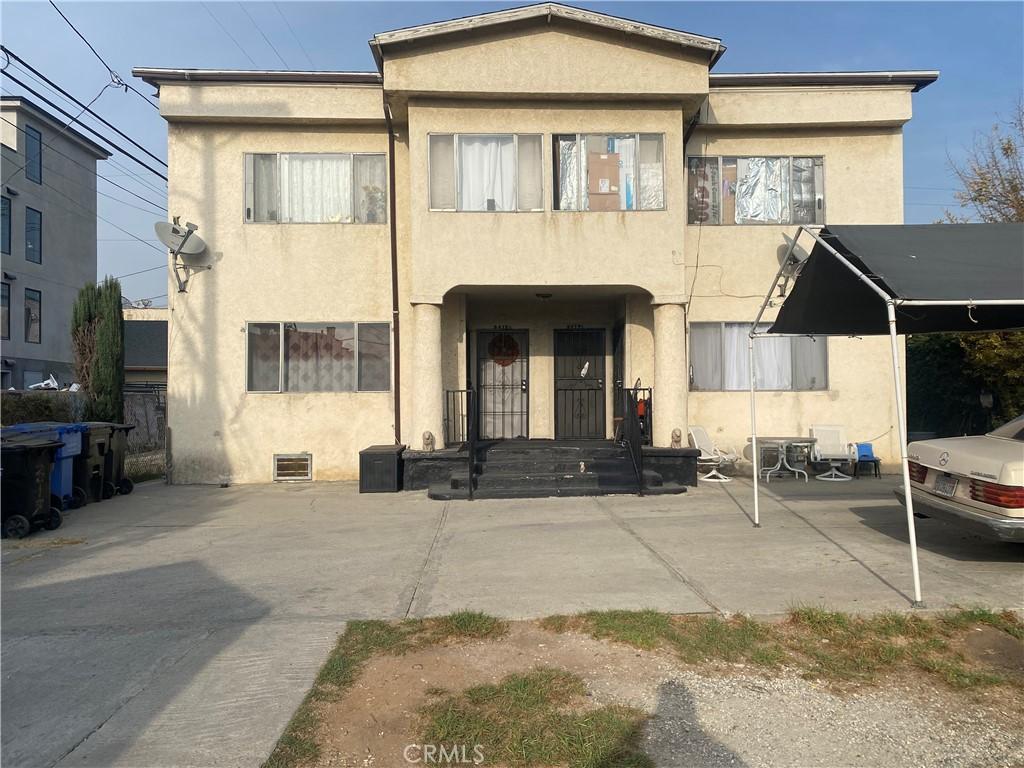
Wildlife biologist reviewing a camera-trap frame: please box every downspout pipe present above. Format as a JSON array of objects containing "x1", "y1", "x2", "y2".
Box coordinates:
[{"x1": 384, "y1": 99, "x2": 402, "y2": 444}]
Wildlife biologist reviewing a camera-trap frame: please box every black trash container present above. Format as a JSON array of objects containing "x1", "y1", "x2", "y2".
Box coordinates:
[
  {"x1": 96, "y1": 423, "x2": 136, "y2": 498},
  {"x1": 76, "y1": 423, "x2": 113, "y2": 503},
  {"x1": 1, "y1": 437, "x2": 64, "y2": 538},
  {"x1": 359, "y1": 444, "x2": 404, "y2": 493}
]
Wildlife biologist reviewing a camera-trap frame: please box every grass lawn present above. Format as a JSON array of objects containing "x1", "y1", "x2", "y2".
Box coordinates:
[{"x1": 263, "y1": 607, "x2": 1023, "y2": 768}]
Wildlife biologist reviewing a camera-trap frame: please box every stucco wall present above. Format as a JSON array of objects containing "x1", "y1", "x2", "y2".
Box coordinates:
[
  {"x1": 0, "y1": 103, "x2": 99, "y2": 388},
  {"x1": 684, "y1": 127, "x2": 906, "y2": 466},
  {"x1": 165, "y1": 121, "x2": 395, "y2": 483}
]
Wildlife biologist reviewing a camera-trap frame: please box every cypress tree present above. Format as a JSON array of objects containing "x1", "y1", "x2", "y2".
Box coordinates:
[{"x1": 71, "y1": 277, "x2": 124, "y2": 422}]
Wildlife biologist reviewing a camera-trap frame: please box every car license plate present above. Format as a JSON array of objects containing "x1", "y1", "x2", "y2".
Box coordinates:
[{"x1": 934, "y1": 475, "x2": 958, "y2": 497}]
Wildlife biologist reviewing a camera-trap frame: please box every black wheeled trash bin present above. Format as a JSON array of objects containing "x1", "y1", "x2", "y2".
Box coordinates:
[
  {"x1": 1, "y1": 437, "x2": 64, "y2": 538},
  {"x1": 95, "y1": 423, "x2": 136, "y2": 498},
  {"x1": 78, "y1": 423, "x2": 114, "y2": 502},
  {"x1": 359, "y1": 445, "x2": 404, "y2": 493}
]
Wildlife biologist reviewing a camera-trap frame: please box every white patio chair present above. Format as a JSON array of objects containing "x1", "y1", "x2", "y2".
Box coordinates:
[
  {"x1": 809, "y1": 425, "x2": 856, "y2": 481},
  {"x1": 688, "y1": 426, "x2": 738, "y2": 483}
]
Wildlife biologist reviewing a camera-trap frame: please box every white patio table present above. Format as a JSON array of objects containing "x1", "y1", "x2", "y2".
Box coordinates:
[{"x1": 747, "y1": 436, "x2": 816, "y2": 482}]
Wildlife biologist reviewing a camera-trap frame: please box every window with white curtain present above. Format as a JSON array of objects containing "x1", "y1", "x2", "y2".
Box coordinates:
[
  {"x1": 428, "y1": 134, "x2": 543, "y2": 212},
  {"x1": 554, "y1": 133, "x2": 665, "y2": 211},
  {"x1": 246, "y1": 321, "x2": 390, "y2": 393},
  {"x1": 687, "y1": 156, "x2": 825, "y2": 225},
  {"x1": 689, "y1": 322, "x2": 827, "y2": 391},
  {"x1": 244, "y1": 153, "x2": 386, "y2": 224}
]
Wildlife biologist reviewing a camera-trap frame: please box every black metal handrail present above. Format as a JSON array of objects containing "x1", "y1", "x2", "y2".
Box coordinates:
[
  {"x1": 466, "y1": 387, "x2": 477, "y2": 500},
  {"x1": 443, "y1": 389, "x2": 471, "y2": 445},
  {"x1": 619, "y1": 385, "x2": 644, "y2": 496}
]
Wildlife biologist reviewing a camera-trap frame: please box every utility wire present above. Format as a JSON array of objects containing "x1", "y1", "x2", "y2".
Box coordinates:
[
  {"x1": 238, "y1": 2, "x2": 290, "y2": 69},
  {"x1": 115, "y1": 264, "x2": 167, "y2": 280},
  {"x1": 3, "y1": 47, "x2": 167, "y2": 167},
  {"x1": 0, "y1": 115, "x2": 167, "y2": 213},
  {"x1": 202, "y1": 3, "x2": 258, "y2": 67},
  {"x1": 1, "y1": 71, "x2": 167, "y2": 181},
  {"x1": 1, "y1": 79, "x2": 113, "y2": 184},
  {"x1": 47, "y1": 0, "x2": 158, "y2": 110},
  {"x1": 273, "y1": 2, "x2": 315, "y2": 69}
]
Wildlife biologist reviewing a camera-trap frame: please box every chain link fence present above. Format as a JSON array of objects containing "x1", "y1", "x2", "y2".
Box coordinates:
[{"x1": 124, "y1": 388, "x2": 166, "y2": 483}]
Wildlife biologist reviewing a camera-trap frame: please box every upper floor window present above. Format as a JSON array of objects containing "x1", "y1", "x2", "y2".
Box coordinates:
[
  {"x1": 554, "y1": 133, "x2": 665, "y2": 212},
  {"x1": 687, "y1": 156, "x2": 824, "y2": 225},
  {"x1": 25, "y1": 125, "x2": 42, "y2": 183},
  {"x1": 246, "y1": 321, "x2": 391, "y2": 393},
  {"x1": 1, "y1": 196, "x2": 10, "y2": 254},
  {"x1": 244, "y1": 153, "x2": 387, "y2": 224},
  {"x1": 25, "y1": 208, "x2": 41, "y2": 264},
  {"x1": 1, "y1": 282, "x2": 9, "y2": 340},
  {"x1": 690, "y1": 322, "x2": 827, "y2": 392},
  {"x1": 428, "y1": 134, "x2": 543, "y2": 212},
  {"x1": 24, "y1": 288, "x2": 41, "y2": 343}
]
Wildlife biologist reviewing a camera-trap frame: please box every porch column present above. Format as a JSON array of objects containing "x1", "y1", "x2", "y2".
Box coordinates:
[
  {"x1": 412, "y1": 301, "x2": 445, "y2": 450},
  {"x1": 653, "y1": 301, "x2": 687, "y2": 448}
]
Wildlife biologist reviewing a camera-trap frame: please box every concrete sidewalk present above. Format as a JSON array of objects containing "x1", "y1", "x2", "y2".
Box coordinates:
[{"x1": 2, "y1": 479, "x2": 1020, "y2": 767}]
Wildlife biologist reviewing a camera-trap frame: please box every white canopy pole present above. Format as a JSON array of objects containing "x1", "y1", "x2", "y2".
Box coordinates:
[
  {"x1": 886, "y1": 300, "x2": 924, "y2": 606},
  {"x1": 748, "y1": 334, "x2": 760, "y2": 527}
]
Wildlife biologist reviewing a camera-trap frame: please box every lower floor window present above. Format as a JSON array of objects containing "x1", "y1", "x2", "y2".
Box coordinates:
[
  {"x1": 690, "y1": 322, "x2": 827, "y2": 391},
  {"x1": 246, "y1": 321, "x2": 390, "y2": 393}
]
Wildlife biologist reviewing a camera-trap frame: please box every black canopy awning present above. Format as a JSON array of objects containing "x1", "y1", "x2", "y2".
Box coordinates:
[{"x1": 768, "y1": 224, "x2": 1024, "y2": 335}]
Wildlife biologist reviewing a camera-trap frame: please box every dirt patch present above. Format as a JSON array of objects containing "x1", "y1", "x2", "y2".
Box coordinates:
[
  {"x1": 308, "y1": 622, "x2": 1023, "y2": 768},
  {"x1": 961, "y1": 625, "x2": 1024, "y2": 675},
  {"x1": 2, "y1": 537, "x2": 84, "y2": 550}
]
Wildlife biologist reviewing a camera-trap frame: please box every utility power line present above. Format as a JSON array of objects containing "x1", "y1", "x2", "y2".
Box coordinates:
[
  {"x1": 1, "y1": 70, "x2": 167, "y2": 181},
  {"x1": 238, "y1": 2, "x2": 290, "y2": 69},
  {"x1": 47, "y1": 0, "x2": 158, "y2": 110},
  {"x1": 202, "y1": 3, "x2": 258, "y2": 67},
  {"x1": 273, "y1": 2, "x2": 315, "y2": 69},
  {"x1": 3, "y1": 47, "x2": 167, "y2": 167}
]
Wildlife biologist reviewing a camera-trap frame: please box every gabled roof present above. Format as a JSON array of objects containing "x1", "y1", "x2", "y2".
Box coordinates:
[{"x1": 369, "y1": 2, "x2": 726, "y2": 69}]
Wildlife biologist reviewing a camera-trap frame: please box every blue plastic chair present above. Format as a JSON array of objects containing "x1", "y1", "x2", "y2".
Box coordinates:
[{"x1": 854, "y1": 442, "x2": 881, "y2": 478}]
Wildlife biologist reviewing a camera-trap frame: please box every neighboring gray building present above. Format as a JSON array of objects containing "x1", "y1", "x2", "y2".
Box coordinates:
[{"x1": 1, "y1": 96, "x2": 110, "y2": 389}]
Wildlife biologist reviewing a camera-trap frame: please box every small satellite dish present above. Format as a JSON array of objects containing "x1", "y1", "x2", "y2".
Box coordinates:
[
  {"x1": 155, "y1": 218, "x2": 211, "y2": 293},
  {"x1": 155, "y1": 221, "x2": 206, "y2": 255}
]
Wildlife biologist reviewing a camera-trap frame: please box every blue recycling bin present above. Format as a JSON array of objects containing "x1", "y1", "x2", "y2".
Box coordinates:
[{"x1": 2, "y1": 422, "x2": 87, "y2": 510}]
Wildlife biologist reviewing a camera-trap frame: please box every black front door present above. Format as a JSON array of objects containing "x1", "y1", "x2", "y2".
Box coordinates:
[
  {"x1": 477, "y1": 330, "x2": 529, "y2": 439},
  {"x1": 554, "y1": 329, "x2": 606, "y2": 439}
]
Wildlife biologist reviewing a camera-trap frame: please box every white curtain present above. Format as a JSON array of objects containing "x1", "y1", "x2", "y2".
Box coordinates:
[
  {"x1": 281, "y1": 154, "x2": 352, "y2": 223},
  {"x1": 612, "y1": 135, "x2": 637, "y2": 210},
  {"x1": 755, "y1": 334, "x2": 793, "y2": 389},
  {"x1": 723, "y1": 325, "x2": 750, "y2": 390},
  {"x1": 353, "y1": 155, "x2": 387, "y2": 224},
  {"x1": 735, "y1": 157, "x2": 790, "y2": 224},
  {"x1": 458, "y1": 136, "x2": 514, "y2": 211},
  {"x1": 557, "y1": 136, "x2": 579, "y2": 210}
]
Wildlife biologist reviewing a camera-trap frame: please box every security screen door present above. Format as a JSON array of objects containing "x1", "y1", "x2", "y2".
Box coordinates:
[
  {"x1": 477, "y1": 330, "x2": 529, "y2": 439},
  {"x1": 554, "y1": 329, "x2": 606, "y2": 439}
]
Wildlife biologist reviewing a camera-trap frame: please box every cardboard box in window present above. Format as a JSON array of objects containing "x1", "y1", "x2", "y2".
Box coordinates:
[
  {"x1": 587, "y1": 152, "x2": 620, "y2": 195},
  {"x1": 588, "y1": 192, "x2": 622, "y2": 212}
]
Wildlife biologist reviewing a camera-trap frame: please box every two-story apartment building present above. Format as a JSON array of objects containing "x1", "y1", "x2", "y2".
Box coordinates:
[
  {"x1": 1, "y1": 96, "x2": 109, "y2": 389},
  {"x1": 134, "y1": 3, "x2": 937, "y2": 485}
]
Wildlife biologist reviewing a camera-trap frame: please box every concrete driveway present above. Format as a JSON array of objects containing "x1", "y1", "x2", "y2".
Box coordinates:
[{"x1": 3, "y1": 478, "x2": 1021, "y2": 767}]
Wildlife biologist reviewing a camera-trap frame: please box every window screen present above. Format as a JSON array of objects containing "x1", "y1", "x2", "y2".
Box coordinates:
[
  {"x1": 516, "y1": 135, "x2": 543, "y2": 211},
  {"x1": 247, "y1": 323, "x2": 281, "y2": 391},
  {"x1": 357, "y1": 323, "x2": 391, "y2": 391},
  {"x1": 428, "y1": 135, "x2": 456, "y2": 210},
  {"x1": 354, "y1": 155, "x2": 387, "y2": 224}
]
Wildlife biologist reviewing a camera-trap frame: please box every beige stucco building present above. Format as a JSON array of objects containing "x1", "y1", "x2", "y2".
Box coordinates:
[
  {"x1": 1, "y1": 96, "x2": 109, "y2": 389},
  {"x1": 134, "y1": 3, "x2": 937, "y2": 485}
]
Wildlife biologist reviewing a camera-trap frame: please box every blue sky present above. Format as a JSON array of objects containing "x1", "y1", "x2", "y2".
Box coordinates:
[{"x1": 1, "y1": 1, "x2": 1022, "y2": 306}]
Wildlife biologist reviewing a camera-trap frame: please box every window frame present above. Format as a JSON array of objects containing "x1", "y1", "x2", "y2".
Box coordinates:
[
  {"x1": 243, "y1": 152, "x2": 388, "y2": 225},
  {"x1": 1, "y1": 282, "x2": 9, "y2": 340},
  {"x1": 244, "y1": 320, "x2": 392, "y2": 393},
  {"x1": 552, "y1": 132, "x2": 667, "y2": 213},
  {"x1": 427, "y1": 132, "x2": 545, "y2": 213},
  {"x1": 1, "y1": 196, "x2": 10, "y2": 255},
  {"x1": 686, "y1": 155, "x2": 826, "y2": 226},
  {"x1": 25, "y1": 125, "x2": 42, "y2": 184},
  {"x1": 25, "y1": 207, "x2": 42, "y2": 264},
  {"x1": 24, "y1": 287, "x2": 41, "y2": 344},
  {"x1": 688, "y1": 321, "x2": 829, "y2": 392}
]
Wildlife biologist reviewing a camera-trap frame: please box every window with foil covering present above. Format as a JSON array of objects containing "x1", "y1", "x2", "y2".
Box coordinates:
[
  {"x1": 687, "y1": 156, "x2": 824, "y2": 225},
  {"x1": 246, "y1": 322, "x2": 390, "y2": 392},
  {"x1": 554, "y1": 133, "x2": 665, "y2": 211}
]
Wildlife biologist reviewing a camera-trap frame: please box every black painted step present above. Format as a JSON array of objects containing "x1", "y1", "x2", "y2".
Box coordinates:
[{"x1": 427, "y1": 480, "x2": 687, "y2": 501}]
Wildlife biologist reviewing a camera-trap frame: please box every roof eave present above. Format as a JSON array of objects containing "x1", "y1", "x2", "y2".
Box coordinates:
[
  {"x1": 709, "y1": 71, "x2": 939, "y2": 92},
  {"x1": 131, "y1": 68, "x2": 382, "y2": 89}
]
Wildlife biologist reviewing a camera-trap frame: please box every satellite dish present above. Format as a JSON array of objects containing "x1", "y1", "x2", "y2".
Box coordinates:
[
  {"x1": 155, "y1": 218, "x2": 211, "y2": 293},
  {"x1": 155, "y1": 221, "x2": 206, "y2": 255}
]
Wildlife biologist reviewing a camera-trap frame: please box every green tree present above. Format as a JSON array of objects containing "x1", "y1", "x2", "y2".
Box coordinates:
[
  {"x1": 71, "y1": 277, "x2": 124, "y2": 422},
  {"x1": 909, "y1": 102, "x2": 1024, "y2": 433}
]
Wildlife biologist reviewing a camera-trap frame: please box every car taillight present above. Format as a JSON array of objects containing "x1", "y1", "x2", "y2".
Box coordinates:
[
  {"x1": 908, "y1": 461, "x2": 928, "y2": 483},
  {"x1": 969, "y1": 479, "x2": 1024, "y2": 509}
]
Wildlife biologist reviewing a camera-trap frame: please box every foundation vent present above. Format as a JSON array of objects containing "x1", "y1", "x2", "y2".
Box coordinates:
[{"x1": 273, "y1": 453, "x2": 312, "y2": 481}]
